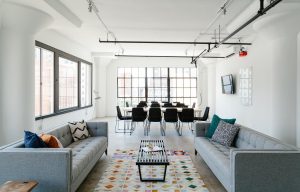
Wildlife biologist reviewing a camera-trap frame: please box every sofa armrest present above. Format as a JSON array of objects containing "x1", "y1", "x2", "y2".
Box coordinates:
[
  {"x1": 87, "y1": 121, "x2": 108, "y2": 138},
  {"x1": 0, "y1": 148, "x2": 72, "y2": 192},
  {"x1": 230, "y1": 149, "x2": 300, "y2": 192},
  {"x1": 194, "y1": 122, "x2": 210, "y2": 137}
]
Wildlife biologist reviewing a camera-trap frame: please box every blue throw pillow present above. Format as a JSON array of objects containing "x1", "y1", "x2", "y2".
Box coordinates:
[
  {"x1": 205, "y1": 114, "x2": 236, "y2": 138},
  {"x1": 24, "y1": 131, "x2": 48, "y2": 148}
]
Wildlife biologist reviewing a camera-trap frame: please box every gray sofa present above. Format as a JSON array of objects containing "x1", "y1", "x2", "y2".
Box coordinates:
[
  {"x1": 194, "y1": 122, "x2": 300, "y2": 192},
  {"x1": 0, "y1": 121, "x2": 108, "y2": 192}
]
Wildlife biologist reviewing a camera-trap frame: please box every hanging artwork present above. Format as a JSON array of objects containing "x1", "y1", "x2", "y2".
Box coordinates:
[{"x1": 239, "y1": 67, "x2": 252, "y2": 106}]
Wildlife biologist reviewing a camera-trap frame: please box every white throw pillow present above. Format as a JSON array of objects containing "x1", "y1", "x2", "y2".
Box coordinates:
[{"x1": 68, "y1": 120, "x2": 90, "y2": 141}]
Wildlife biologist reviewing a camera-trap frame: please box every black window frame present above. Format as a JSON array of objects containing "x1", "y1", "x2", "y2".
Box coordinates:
[
  {"x1": 35, "y1": 41, "x2": 93, "y2": 120},
  {"x1": 117, "y1": 67, "x2": 197, "y2": 107},
  {"x1": 117, "y1": 68, "x2": 146, "y2": 107},
  {"x1": 169, "y1": 67, "x2": 197, "y2": 105}
]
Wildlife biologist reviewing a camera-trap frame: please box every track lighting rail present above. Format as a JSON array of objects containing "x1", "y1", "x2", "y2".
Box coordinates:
[
  {"x1": 99, "y1": 39, "x2": 251, "y2": 46},
  {"x1": 114, "y1": 54, "x2": 234, "y2": 59}
]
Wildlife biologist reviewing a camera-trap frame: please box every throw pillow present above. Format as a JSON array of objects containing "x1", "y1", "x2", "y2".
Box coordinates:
[
  {"x1": 205, "y1": 114, "x2": 236, "y2": 138},
  {"x1": 211, "y1": 120, "x2": 240, "y2": 147},
  {"x1": 68, "y1": 120, "x2": 90, "y2": 141},
  {"x1": 40, "y1": 134, "x2": 63, "y2": 148},
  {"x1": 24, "y1": 131, "x2": 48, "y2": 148}
]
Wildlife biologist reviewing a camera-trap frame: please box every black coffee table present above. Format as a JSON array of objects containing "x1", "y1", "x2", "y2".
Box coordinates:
[{"x1": 136, "y1": 140, "x2": 169, "y2": 182}]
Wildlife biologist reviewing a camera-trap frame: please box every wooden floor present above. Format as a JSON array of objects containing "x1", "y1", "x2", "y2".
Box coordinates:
[{"x1": 77, "y1": 117, "x2": 226, "y2": 192}]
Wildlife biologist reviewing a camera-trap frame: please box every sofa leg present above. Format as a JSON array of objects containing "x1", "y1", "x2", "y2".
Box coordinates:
[
  {"x1": 195, "y1": 149, "x2": 197, "y2": 156},
  {"x1": 105, "y1": 149, "x2": 108, "y2": 156}
]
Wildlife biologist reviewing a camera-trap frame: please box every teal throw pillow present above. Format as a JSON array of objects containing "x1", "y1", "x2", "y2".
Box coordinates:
[
  {"x1": 205, "y1": 114, "x2": 236, "y2": 138},
  {"x1": 24, "y1": 131, "x2": 48, "y2": 148}
]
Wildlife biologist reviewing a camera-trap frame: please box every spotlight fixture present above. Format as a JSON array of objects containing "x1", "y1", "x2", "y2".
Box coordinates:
[
  {"x1": 191, "y1": 58, "x2": 197, "y2": 68},
  {"x1": 239, "y1": 47, "x2": 248, "y2": 57}
]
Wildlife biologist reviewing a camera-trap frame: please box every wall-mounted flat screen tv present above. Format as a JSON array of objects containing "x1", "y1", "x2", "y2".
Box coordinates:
[{"x1": 221, "y1": 74, "x2": 234, "y2": 94}]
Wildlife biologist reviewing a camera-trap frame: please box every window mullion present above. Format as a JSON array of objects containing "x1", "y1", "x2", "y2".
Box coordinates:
[
  {"x1": 54, "y1": 53, "x2": 59, "y2": 113},
  {"x1": 39, "y1": 48, "x2": 43, "y2": 117},
  {"x1": 78, "y1": 61, "x2": 81, "y2": 108}
]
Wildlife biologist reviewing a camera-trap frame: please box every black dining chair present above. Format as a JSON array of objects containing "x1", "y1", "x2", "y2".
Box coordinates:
[
  {"x1": 163, "y1": 103, "x2": 173, "y2": 107},
  {"x1": 131, "y1": 107, "x2": 147, "y2": 135},
  {"x1": 150, "y1": 103, "x2": 160, "y2": 107},
  {"x1": 115, "y1": 106, "x2": 132, "y2": 133},
  {"x1": 176, "y1": 102, "x2": 187, "y2": 108},
  {"x1": 163, "y1": 108, "x2": 178, "y2": 134},
  {"x1": 146, "y1": 107, "x2": 164, "y2": 136},
  {"x1": 126, "y1": 101, "x2": 130, "y2": 107},
  {"x1": 178, "y1": 108, "x2": 194, "y2": 135},
  {"x1": 194, "y1": 107, "x2": 210, "y2": 121},
  {"x1": 137, "y1": 101, "x2": 147, "y2": 108}
]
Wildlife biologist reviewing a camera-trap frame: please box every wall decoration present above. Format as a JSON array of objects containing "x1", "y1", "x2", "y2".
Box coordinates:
[{"x1": 239, "y1": 67, "x2": 252, "y2": 106}]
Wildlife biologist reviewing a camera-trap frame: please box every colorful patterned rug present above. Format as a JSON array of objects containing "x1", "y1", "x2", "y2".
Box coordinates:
[{"x1": 93, "y1": 149, "x2": 209, "y2": 192}]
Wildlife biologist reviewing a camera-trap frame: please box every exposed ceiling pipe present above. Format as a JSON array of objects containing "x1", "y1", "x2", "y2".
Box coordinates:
[
  {"x1": 191, "y1": 0, "x2": 282, "y2": 64},
  {"x1": 99, "y1": 40, "x2": 251, "y2": 46},
  {"x1": 114, "y1": 54, "x2": 226, "y2": 59}
]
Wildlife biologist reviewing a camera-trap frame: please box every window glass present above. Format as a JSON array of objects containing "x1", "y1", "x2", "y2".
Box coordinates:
[
  {"x1": 139, "y1": 68, "x2": 145, "y2": 77},
  {"x1": 41, "y1": 49, "x2": 54, "y2": 115},
  {"x1": 132, "y1": 68, "x2": 139, "y2": 77},
  {"x1": 35, "y1": 47, "x2": 54, "y2": 116},
  {"x1": 35, "y1": 47, "x2": 41, "y2": 117},
  {"x1": 170, "y1": 68, "x2": 176, "y2": 77},
  {"x1": 80, "y1": 62, "x2": 92, "y2": 107},
  {"x1": 59, "y1": 57, "x2": 78, "y2": 110}
]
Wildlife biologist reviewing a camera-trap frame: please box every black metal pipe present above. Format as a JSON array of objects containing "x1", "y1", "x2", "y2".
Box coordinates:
[
  {"x1": 225, "y1": 53, "x2": 235, "y2": 58},
  {"x1": 193, "y1": 0, "x2": 282, "y2": 62},
  {"x1": 99, "y1": 39, "x2": 252, "y2": 45},
  {"x1": 259, "y1": 0, "x2": 265, "y2": 14},
  {"x1": 115, "y1": 54, "x2": 225, "y2": 59}
]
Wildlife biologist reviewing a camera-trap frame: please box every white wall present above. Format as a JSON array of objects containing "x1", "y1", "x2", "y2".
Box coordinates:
[
  {"x1": 0, "y1": 2, "x2": 53, "y2": 145},
  {"x1": 94, "y1": 57, "x2": 112, "y2": 118},
  {"x1": 215, "y1": 35, "x2": 273, "y2": 135},
  {"x1": 34, "y1": 29, "x2": 95, "y2": 132},
  {"x1": 214, "y1": 7, "x2": 300, "y2": 146},
  {"x1": 105, "y1": 57, "x2": 197, "y2": 116}
]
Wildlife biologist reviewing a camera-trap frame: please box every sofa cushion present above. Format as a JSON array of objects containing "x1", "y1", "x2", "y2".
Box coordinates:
[
  {"x1": 67, "y1": 137, "x2": 107, "y2": 181},
  {"x1": 206, "y1": 114, "x2": 236, "y2": 138},
  {"x1": 234, "y1": 126, "x2": 295, "y2": 150},
  {"x1": 212, "y1": 120, "x2": 240, "y2": 147},
  {"x1": 195, "y1": 137, "x2": 233, "y2": 188},
  {"x1": 68, "y1": 121, "x2": 90, "y2": 141}
]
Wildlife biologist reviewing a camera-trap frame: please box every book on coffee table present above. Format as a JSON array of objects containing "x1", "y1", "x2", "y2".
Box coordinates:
[{"x1": 142, "y1": 146, "x2": 162, "y2": 152}]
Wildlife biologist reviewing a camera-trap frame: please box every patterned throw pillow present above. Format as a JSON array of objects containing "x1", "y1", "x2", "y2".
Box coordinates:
[
  {"x1": 211, "y1": 120, "x2": 240, "y2": 147},
  {"x1": 68, "y1": 120, "x2": 90, "y2": 141}
]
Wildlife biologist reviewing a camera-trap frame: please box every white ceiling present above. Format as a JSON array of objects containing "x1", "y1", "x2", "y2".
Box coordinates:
[{"x1": 7, "y1": 0, "x2": 257, "y2": 56}]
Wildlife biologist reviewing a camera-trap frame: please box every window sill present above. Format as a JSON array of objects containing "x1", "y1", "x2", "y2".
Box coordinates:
[{"x1": 35, "y1": 105, "x2": 93, "y2": 121}]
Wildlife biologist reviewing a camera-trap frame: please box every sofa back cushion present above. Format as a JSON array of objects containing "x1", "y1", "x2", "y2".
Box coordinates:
[
  {"x1": 234, "y1": 125, "x2": 295, "y2": 150},
  {"x1": 48, "y1": 125, "x2": 73, "y2": 147}
]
